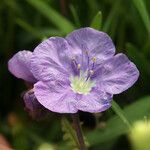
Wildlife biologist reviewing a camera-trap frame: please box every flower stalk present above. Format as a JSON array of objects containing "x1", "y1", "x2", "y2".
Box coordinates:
[
  {"x1": 111, "y1": 100, "x2": 132, "y2": 130},
  {"x1": 71, "y1": 113, "x2": 87, "y2": 150}
]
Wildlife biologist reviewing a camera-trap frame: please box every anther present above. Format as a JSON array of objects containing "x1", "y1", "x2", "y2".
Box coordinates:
[
  {"x1": 92, "y1": 57, "x2": 96, "y2": 62},
  {"x1": 77, "y1": 64, "x2": 81, "y2": 69}
]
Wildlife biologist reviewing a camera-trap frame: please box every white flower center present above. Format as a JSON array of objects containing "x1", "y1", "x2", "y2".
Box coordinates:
[{"x1": 70, "y1": 73, "x2": 95, "y2": 95}]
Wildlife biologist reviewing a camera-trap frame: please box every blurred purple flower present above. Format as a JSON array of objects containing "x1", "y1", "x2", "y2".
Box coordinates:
[
  {"x1": 23, "y1": 89, "x2": 42, "y2": 111},
  {"x1": 7, "y1": 50, "x2": 44, "y2": 114},
  {"x1": 8, "y1": 27, "x2": 139, "y2": 113},
  {"x1": 23, "y1": 89, "x2": 47, "y2": 120}
]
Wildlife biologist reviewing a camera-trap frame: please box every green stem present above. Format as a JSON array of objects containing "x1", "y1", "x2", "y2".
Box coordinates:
[{"x1": 111, "y1": 100, "x2": 132, "y2": 130}]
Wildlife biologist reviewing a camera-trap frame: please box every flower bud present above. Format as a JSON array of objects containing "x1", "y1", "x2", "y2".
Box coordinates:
[
  {"x1": 23, "y1": 89, "x2": 47, "y2": 120},
  {"x1": 128, "y1": 120, "x2": 150, "y2": 150},
  {"x1": 23, "y1": 89, "x2": 42, "y2": 111}
]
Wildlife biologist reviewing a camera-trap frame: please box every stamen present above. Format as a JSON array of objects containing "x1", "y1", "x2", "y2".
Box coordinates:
[
  {"x1": 89, "y1": 70, "x2": 94, "y2": 75},
  {"x1": 85, "y1": 50, "x2": 90, "y2": 67},
  {"x1": 86, "y1": 69, "x2": 94, "y2": 81},
  {"x1": 72, "y1": 57, "x2": 78, "y2": 67},
  {"x1": 70, "y1": 74, "x2": 95, "y2": 95},
  {"x1": 92, "y1": 57, "x2": 96, "y2": 70},
  {"x1": 77, "y1": 64, "x2": 81, "y2": 69},
  {"x1": 92, "y1": 57, "x2": 96, "y2": 62},
  {"x1": 71, "y1": 57, "x2": 81, "y2": 75}
]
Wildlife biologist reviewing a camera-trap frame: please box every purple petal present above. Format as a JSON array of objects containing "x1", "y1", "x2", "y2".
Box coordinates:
[
  {"x1": 8, "y1": 50, "x2": 37, "y2": 83},
  {"x1": 30, "y1": 37, "x2": 72, "y2": 82},
  {"x1": 34, "y1": 81, "x2": 78, "y2": 113},
  {"x1": 66, "y1": 27, "x2": 115, "y2": 67},
  {"x1": 94, "y1": 53, "x2": 139, "y2": 94},
  {"x1": 76, "y1": 88, "x2": 112, "y2": 113}
]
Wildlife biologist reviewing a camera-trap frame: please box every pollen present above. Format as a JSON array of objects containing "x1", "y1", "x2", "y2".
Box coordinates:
[
  {"x1": 77, "y1": 64, "x2": 81, "y2": 69},
  {"x1": 92, "y1": 57, "x2": 96, "y2": 62}
]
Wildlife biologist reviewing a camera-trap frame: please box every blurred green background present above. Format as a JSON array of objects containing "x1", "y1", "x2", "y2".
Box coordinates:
[{"x1": 0, "y1": 0, "x2": 150, "y2": 149}]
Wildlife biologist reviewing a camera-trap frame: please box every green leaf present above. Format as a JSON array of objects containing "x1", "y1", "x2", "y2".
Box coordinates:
[
  {"x1": 90, "y1": 11, "x2": 102, "y2": 30},
  {"x1": 16, "y1": 18, "x2": 64, "y2": 40},
  {"x1": 5, "y1": 0, "x2": 23, "y2": 15},
  {"x1": 86, "y1": 96, "x2": 150, "y2": 146},
  {"x1": 102, "y1": 0, "x2": 121, "y2": 32},
  {"x1": 70, "y1": 5, "x2": 81, "y2": 27},
  {"x1": 131, "y1": 0, "x2": 150, "y2": 34},
  {"x1": 26, "y1": 0, "x2": 75, "y2": 34},
  {"x1": 16, "y1": 18, "x2": 43, "y2": 39},
  {"x1": 61, "y1": 117, "x2": 79, "y2": 149}
]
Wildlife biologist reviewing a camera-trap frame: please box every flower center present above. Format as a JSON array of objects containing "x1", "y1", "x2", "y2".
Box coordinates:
[{"x1": 70, "y1": 73, "x2": 95, "y2": 95}]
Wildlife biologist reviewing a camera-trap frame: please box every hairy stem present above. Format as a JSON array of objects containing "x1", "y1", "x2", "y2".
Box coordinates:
[{"x1": 71, "y1": 113, "x2": 87, "y2": 150}]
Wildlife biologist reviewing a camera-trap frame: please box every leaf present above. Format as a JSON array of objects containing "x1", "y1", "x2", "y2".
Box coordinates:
[
  {"x1": 16, "y1": 18, "x2": 43, "y2": 39},
  {"x1": 16, "y1": 18, "x2": 64, "y2": 40},
  {"x1": 61, "y1": 117, "x2": 79, "y2": 149},
  {"x1": 131, "y1": 0, "x2": 150, "y2": 34},
  {"x1": 26, "y1": 0, "x2": 75, "y2": 34},
  {"x1": 102, "y1": 0, "x2": 121, "y2": 32},
  {"x1": 5, "y1": 0, "x2": 23, "y2": 15},
  {"x1": 70, "y1": 5, "x2": 81, "y2": 27},
  {"x1": 86, "y1": 96, "x2": 150, "y2": 146},
  {"x1": 90, "y1": 11, "x2": 102, "y2": 30}
]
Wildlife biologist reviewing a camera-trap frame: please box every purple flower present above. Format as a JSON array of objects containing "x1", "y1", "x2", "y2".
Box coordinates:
[{"x1": 8, "y1": 27, "x2": 139, "y2": 113}]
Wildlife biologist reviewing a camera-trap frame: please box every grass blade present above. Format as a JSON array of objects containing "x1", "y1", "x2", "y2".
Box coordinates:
[
  {"x1": 70, "y1": 5, "x2": 80, "y2": 27},
  {"x1": 132, "y1": 0, "x2": 150, "y2": 34},
  {"x1": 26, "y1": 0, "x2": 75, "y2": 34},
  {"x1": 90, "y1": 11, "x2": 102, "y2": 30}
]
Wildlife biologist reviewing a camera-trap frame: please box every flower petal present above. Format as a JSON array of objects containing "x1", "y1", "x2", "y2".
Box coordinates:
[
  {"x1": 66, "y1": 27, "x2": 115, "y2": 65},
  {"x1": 76, "y1": 88, "x2": 112, "y2": 113},
  {"x1": 31, "y1": 37, "x2": 72, "y2": 82},
  {"x1": 94, "y1": 53, "x2": 139, "y2": 94},
  {"x1": 8, "y1": 50, "x2": 36, "y2": 83},
  {"x1": 34, "y1": 81, "x2": 78, "y2": 113}
]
